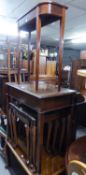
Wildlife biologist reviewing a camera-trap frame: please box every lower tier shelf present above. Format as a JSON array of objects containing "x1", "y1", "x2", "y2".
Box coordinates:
[
  {"x1": 6, "y1": 141, "x2": 65, "y2": 175},
  {"x1": 42, "y1": 151, "x2": 65, "y2": 175}
]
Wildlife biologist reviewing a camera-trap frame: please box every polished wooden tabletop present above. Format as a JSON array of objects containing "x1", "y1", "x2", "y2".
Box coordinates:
[{"x1": 6, "y1": 82, "x2": 75, "y2": 99}]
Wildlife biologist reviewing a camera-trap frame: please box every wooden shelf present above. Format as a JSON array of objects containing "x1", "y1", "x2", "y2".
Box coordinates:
[
  {"x1": 42, "y1": 150, "x2": 65, "y2": 175},
  {"x1": 6, "y1": 141, "x2": 65, "y2": 175}
]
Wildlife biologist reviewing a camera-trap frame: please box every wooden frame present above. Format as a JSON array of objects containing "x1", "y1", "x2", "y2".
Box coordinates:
[{"x1": 68, "y1": 160, "x2": 86, "y2": 175}]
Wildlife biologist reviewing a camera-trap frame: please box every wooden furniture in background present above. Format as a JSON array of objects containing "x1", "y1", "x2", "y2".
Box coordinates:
[
  {"x1": 31, "y1": 54, "x2": 57, "y2": 83},
  {"x1": 0, "y1": 39, "x2": 18, "y2": 82},
  {"x1": 70, "y1": 59, "x2": 86, "y2": 91},
  {"x1": 0, "y1": 68, "x2": 28, "y2": 83},
  {"x1": 77, "y1": 69, "x2": 86, "y2": 77},
  {"x1": 77, "y1": 69, "x2": 86, "y2": 94}
]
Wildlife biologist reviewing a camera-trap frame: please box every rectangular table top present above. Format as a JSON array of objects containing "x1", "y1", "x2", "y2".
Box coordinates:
[{"x1": 6, "y1": 82, "x2": 75, "y2": 99}]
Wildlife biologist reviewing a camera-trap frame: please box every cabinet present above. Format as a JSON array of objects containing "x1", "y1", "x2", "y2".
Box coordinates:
[
  {"x1": 6, "y1": 83, "x2": 76, "y2": 175},
  {"x1": 6, "y1": 2, "x2": 77, "y2": 175}
]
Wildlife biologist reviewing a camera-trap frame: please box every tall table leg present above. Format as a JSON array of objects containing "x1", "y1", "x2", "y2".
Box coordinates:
[{"x1": 36, "y1": 113, "x2": 44, "y2": 174}]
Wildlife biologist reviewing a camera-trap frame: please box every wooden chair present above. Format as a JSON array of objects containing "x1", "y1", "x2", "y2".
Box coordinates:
[
  {"x1": 66, "y1": 136, "x2": 86, "y2": 175},
  {"x1": 68, "y1": 160, "x2": 86, "y2": 175}
]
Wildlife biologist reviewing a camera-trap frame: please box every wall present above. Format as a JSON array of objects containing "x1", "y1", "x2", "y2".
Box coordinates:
[{"x1": 63, "y1": 48, "x2": 80, "y2": 66}]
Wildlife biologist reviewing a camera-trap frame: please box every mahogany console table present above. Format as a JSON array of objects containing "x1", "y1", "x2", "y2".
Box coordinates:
[{"x1": 17, "y1": 1, "x2": 68, "y2": 91}]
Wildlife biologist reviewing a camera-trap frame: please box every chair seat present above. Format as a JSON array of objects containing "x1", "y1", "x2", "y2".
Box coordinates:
[{"x1": 66, "y1": 136, "x2": 86, "y2": 165}]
